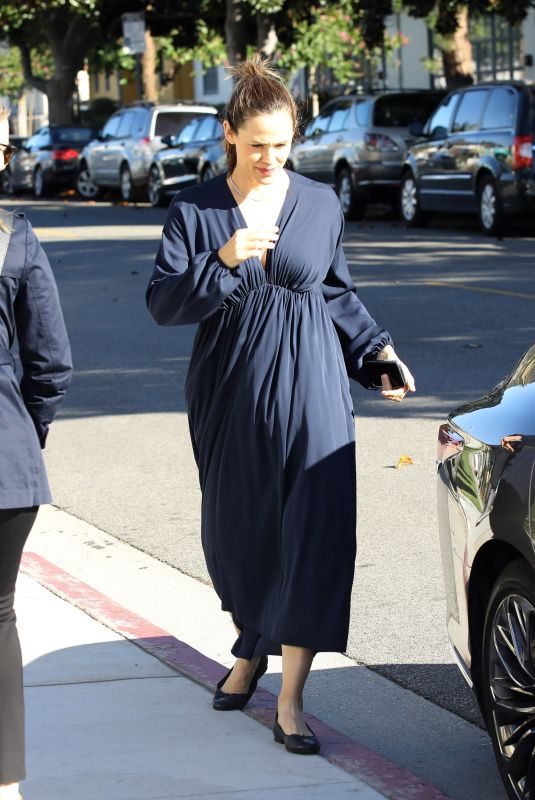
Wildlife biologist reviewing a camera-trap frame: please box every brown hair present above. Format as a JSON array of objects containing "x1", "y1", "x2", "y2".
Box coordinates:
[{"x1": 222, "y1": 55, "x2": 299, "y2": 173}]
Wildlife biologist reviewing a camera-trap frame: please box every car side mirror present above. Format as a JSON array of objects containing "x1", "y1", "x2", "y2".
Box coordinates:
[
  {"x1": 431, "y1": 125, "x2": 448, "y2": 140},
  {"x1": 409, "y1": 120, "x2": 424, "y2": 137},
  {"x1": 161, "y1": 134, "x2": 174, "y2": 147}
]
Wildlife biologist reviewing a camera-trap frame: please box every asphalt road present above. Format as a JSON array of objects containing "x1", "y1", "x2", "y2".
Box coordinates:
[{"x1": 8, "y1": 196, "x2": 535, "y2": 736}]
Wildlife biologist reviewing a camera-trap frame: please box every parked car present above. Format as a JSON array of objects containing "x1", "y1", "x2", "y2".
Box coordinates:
[
  {"x1": 76, "y1": 102, "x2": 217, "y2": 202},
  {"x1": 437, "y1": 343, "x2": 535, "y2": 799},
  {"x1": 400, "y1": 81, "x2": 535, "y2": 235},
  {"x1": 288, "y1": 90, "x2": 445, "y2": 220},
  {"x1": 148, "y1": 115, "x2": 226, "y2": 207},
  {"x1": 2, "y1": 126, "x2": 94, "y2": 197}
]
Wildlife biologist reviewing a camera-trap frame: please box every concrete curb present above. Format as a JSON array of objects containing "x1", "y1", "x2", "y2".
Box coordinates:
[{"x1": 21, "y1": 551, "x2": 453, "y2": 800}]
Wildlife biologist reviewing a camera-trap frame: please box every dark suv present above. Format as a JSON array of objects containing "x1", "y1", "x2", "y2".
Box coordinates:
[
  {"x1": 400, "y1": 82, "x2": 535, "y2": 234},
  {"x1": 289, "y1": 90, "x2": 445, "y2": 220}
]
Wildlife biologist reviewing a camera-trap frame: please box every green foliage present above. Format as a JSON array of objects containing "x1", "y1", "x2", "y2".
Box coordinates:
[
  {"x1": 159, "y1": 20, "x2": 227, "y2": 69},
  {"x1": 0, "y1": 45, "x2": 24, "y2": 101},
  {"x1": 403, "y1": 0, "x2": 535, "y2": 36}
]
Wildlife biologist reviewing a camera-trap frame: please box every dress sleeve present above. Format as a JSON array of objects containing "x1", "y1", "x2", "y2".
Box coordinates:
[
  {"x1": 321, "y1": 210, "x2": 392, "y2": 388},
  {"x1": 14, "y1": 219, "x2": 73, "y2": 447},
  {"x1": 146, "y1": 203, "x2": 243, "y2": 325}
]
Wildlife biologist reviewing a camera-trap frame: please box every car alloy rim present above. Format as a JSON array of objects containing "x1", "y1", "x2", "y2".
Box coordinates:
[
  {"x1": 78, "y1": 169, "x2": 98, "y2": 198},
  {"x1": 401, "y1": 178, "x2": 417, "y2": 221},
  {"x1": 148, "y1": 168, "x2": 161, "y2": 204},
  {"x1": 338, "y1": 174, "x2": 351, "y2": 215},
  {"x1": 34, "y1": 170, "x2": 42, "y2": 195},
  {"x1": 121, "y1": 168, "x2": 132, "y2": 200},
  {"x1": 481, "y1": 184, "x2": 496, "y2": 230},
  {"x1": 488, "y1": 593, "x2": 535, "y2": 799}
]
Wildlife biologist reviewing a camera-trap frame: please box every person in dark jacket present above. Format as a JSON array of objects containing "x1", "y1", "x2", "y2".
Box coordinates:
[{"x1": 0, "y1": 104, "x2": 72, "y2": 800}]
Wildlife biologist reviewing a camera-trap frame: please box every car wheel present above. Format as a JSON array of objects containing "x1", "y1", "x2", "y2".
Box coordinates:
[
  {"x1": 201, "y1": 165, "x2": 214, "y2": 182},
  {"x1": 120, "y1": 164, "x2": 137, "y2": 202},
  {"x1": 33, "y1": 167, "x2": 47, "y2": 198},
  {"x1": 478, "y1": 176, "x2": 507, "y2": 236},
  {"x1": 336, "y1": 168, "x2": 365, "y2": 221},
  {"x1": 1, "y1": 168, "x2": 14, "y2": 196},
  {"x1": 148, "y1": 165, "x2": 166, "y2": 207},
  {"x1": 400, "y1": 172, "x2": 431, "y2": 227},
  {"x1": 482, "y1": 559, "x2": 535, "y2": 800},
  {"x1": 76, "y1": 164, "x2": 100, "y2": 200}
]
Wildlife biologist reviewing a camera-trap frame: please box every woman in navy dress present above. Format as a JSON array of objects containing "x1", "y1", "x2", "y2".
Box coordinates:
[
  {"x1": 0, "y1": 104, "x2": 72, "y2": 800},
  {"x1": 147, "y1": 58, "x2": 414, "y2": 754}
]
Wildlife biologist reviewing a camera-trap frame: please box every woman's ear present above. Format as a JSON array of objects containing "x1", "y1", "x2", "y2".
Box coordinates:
[{"x1": 223, "y1": 120, "x2": 236, "y2": 145}]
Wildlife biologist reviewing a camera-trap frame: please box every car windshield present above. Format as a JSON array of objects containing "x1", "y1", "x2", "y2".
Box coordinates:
[
  {"x1": 155, "y1": 112, "x2": 212, "y2": 137},
  {"x1": 373, "y1": 93, "x2": 444, "y2": 127},
  {"x1": 52, "y1": 127, "x2": 93, "y2": 143}
]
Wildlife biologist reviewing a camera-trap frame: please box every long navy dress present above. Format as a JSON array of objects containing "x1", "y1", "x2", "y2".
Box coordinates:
[{"x1": 147, "y1": 171, "x2": 391, "y2": 657}]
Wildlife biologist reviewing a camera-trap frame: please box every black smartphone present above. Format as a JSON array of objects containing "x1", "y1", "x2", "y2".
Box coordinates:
[{"x1": 364, "y1": 359, "x2": 406, "y2": 390}]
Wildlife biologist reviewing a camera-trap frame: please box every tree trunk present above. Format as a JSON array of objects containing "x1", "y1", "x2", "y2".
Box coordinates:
[
  {"x1": 142, "y1": 29, "x2": 158, "y2": 102},
  {"x1": 46, "y1": 71, "x2": 80, "y2": 125},
  {"x1": 226, "y1": 0, "x2": 249, "y2": 65},
  {"x1": 257, "y1": 12, "x2": 277, "y2": 57},
  {"x1": 441, "y1": 7, "x2": 474, "y2": 89}
]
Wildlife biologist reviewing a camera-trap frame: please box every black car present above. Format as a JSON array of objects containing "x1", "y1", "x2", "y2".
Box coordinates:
[
  {"x1": 147, "y1": 115, "x2": 226, "y2": 207},
  {"x1": 437, "y1": 344, "x2": 535, "y2": 799},
  {"x1": 401, "y1": 82, "x2": 535, "y2": 235},
  {"x1": 288, "y1": 90, "x2": 445, "y2": 220},
  {"x1": 3, "y1": 125, "x2": 94, "y2": 197}
]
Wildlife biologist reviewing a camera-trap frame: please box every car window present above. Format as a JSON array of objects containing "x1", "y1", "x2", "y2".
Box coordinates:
[
  {"x1": 481, "y1": 88, "x2": 517, "y2": 130},
  {"x1": 177, "y1": 119, "x2": 201, "y2": 144},
  {"x1": 130, "y1": 110, "x2": 148, "y2": 137},
  {"x1": 116, "y1": 111, "x2": 136, "y2": 138},
  {"x1": 373, "y1": 93, "x2": 445, "y2": 127},
  {"x1": 214, "y1": 120, "x2": 223, "y2": 138},
  {"x1": 196, "y1": 116, "x2": 216, "y2": 141},
  {"x1": 154, "y1": 111, "x2": 208, "y2": 137},
  {"x1": 101, "y1": 114, "x2": 121, "y2": 139},
  {"x1": 308, "y1": 104, "x2": 335, "y2": 137},
  {"x1": 426, "y1": 93, "x2": 459, "y2": 136},
  {"x1": 328, "y1": 101, "x2": 352, "y2": 132},
  {"x1": 36, "y1": 129, "x2": 51, "y2": 148},
  {"x1": 52, "y1": 127, "x2": 93, "y2": 143},
  {"x1": 25, "y1": 134, "x2": 39, "y2": 150},
  {"x1": 356, "y1": 100, "x2": 372, "y2": 126},
  {"x1": 452, "y1": 90, "x2": 489, "y2": 133}
]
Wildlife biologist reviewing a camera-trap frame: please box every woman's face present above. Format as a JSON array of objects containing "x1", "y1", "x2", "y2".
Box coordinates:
[
  {"x1": 0, "y1": 119, "x2": 9, "y2": 173},
  {"x1": 224, "y1": 110, "x2": 294, "y2": 188}
]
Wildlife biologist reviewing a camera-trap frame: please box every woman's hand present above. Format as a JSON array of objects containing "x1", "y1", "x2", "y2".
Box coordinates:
[
  {"x1": 377, "y1": 345, "x2": 416, "y2": 403},
  {"x1": 218, "y1": 227, "x2": 279, "y2": 268}
]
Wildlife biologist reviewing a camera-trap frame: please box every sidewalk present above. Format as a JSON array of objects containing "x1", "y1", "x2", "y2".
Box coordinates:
[{"x1": 15, "y1": 506, "x2": 453, "y2": 800}]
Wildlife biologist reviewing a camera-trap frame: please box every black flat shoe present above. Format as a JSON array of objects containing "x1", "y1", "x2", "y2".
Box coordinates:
[
  {"x1": 212, "y1": 655, "x2": 268, "y2": 711},
  {"x1": 273, "y1": 713, "x2": 320, "y2": 755}
]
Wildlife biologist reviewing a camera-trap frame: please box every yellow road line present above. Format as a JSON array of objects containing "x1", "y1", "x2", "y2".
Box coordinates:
[
  {"x1": 425, "y1": 279, "x2": 535, "y2": 301},
  {"x1": 34, "y1": 229, "x2": 79, "y2": 239}
]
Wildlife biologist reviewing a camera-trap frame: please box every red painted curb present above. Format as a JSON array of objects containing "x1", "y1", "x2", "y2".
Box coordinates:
[{"x1": 20, "y1": 551, "x2": 452, "y2": 800}]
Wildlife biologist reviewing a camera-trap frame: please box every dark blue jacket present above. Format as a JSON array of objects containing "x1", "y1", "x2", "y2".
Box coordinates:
[{"x1": 0, "y1": 209, "x2": 72, "y2": 509}]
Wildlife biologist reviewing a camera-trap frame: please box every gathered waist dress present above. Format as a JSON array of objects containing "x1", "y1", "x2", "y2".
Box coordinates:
[{"x1": 147, "y1": 171, "x2": 391, "y2": 656}]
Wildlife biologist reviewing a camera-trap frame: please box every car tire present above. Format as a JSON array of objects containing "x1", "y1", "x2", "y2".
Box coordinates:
[
  {"x1": 1, "y1": 168, "x2": 14, "y2": 196},
  {"x1": 336, "y1": 168, "x2": 365, "y2": 221},
  {"x1": 400, "y1": 172, "x2": 431, "y2": 227},
  {"x1": 478, "y1": 176, "x2": 507, "y2": 236},
  {"x1": 120, "y1": 164, "x2": 139, "y2": 203},
  {"x1": 482, "y1": 559, "x2": 535, "y2": 800},
  {"x1": 148, "y1": 165, "x2": 166, "y2": 207},
  {"x1": 76, "y1": 164, "x2": 101, "y2": 200},
  {"x1": 201, "y1": 165, "x2": 214, "y2": 182},
  {"x1": 33, "y1": 167, "x2": 48, "y2": 198}
]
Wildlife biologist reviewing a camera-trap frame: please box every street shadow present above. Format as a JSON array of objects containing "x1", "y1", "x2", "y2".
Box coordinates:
[{"x1": 20, "y1": 637, "x2": 502, "y2": 800}]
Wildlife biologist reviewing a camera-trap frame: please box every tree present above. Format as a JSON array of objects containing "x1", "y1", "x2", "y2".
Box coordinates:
[{"x1": 402, "y1": 0, "x2": 535, "y2": 87}]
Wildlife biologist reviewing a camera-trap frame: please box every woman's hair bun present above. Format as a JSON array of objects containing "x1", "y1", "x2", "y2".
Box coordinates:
[{"x1": 227, "y1": 53, "x2": 284, "y2": 88}]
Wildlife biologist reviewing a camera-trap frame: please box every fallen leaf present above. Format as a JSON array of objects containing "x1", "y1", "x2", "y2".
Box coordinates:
[{"x1": 396, "y1": 455, "x2": 413, "y2": 469}]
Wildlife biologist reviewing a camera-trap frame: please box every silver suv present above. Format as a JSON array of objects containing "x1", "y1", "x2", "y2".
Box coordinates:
[
  {"x1": 289, "y1": 91, "x2": 445, "y2": 220},
  {"x1": 76, "y1": 102, "x2": 217, "y2": 202}
]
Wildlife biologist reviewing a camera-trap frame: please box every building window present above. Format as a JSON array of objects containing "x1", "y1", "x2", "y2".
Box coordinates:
[
  {"x1": 94, "y1": 73, "x2": 100, "y2": 92},
  {"x1": 105, "y1": 72, "x2": 111, "y2": 91},
  {"x1": 470, "y1": 15, "x2": 523, "y2": 81},
  {"x1": 203, "y1": 67, "x2": 218, "y2": 96}
]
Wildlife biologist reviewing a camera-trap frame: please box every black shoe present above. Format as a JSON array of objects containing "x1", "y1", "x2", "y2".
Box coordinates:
[
  {"x1": 273, "y1": 713, "x2": 320, "y2": 755},
  {"x1": 212, "y1": 655, "x2": 268, "y2": 711}
]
